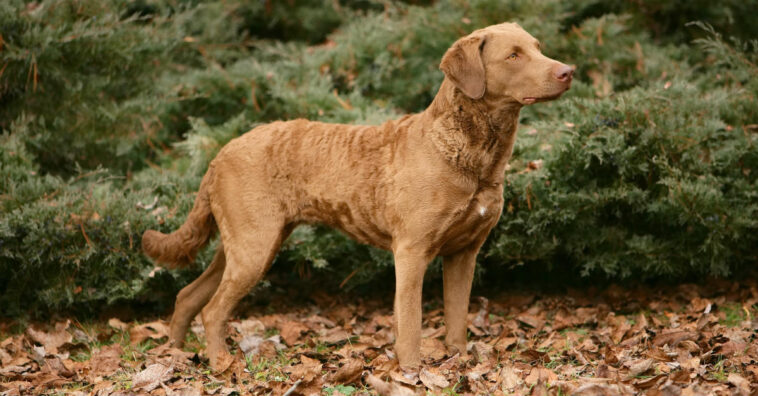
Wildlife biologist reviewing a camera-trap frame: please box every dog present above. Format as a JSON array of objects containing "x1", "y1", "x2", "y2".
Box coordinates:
[{"x1": 142, "y1": 22, "x2": 573, "y2": 372}]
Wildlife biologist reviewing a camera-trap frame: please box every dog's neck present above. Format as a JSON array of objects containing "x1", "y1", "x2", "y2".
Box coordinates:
[{"x1": 423, "y1": 79, "x2": 522, "y2": 185}]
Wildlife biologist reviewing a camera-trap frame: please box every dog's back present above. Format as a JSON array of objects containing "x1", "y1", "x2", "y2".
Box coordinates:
[{"x1": 207, "y1": 117, "x2": 422, "y2": 248}]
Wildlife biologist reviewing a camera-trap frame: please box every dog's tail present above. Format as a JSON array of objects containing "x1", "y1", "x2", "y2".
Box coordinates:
[{"x1": 142, "y1": 171, "x2": 216, "y2": 268}]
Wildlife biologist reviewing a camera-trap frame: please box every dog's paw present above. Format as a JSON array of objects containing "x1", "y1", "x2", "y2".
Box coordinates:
[
  {"x1": 445, "y1": 343, "x2": 467, "y2": 357},
  {"x1": 208, "y1": 350, "x2": 235, "y2": 373},
  {"x1": 389, "y1": 366, "x2": 420, "y2": 386}
]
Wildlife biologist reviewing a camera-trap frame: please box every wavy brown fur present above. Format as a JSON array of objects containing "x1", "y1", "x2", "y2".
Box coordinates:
[
  {"x1": 145, "y1": 23, "x2": 574, "y2": 372},
  {"x1": 142, "y1": 171, "x2": 216, "y2": 268}
]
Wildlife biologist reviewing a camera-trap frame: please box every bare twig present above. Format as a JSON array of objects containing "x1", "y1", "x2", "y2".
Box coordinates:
[{"x1": 282, "y1": 379, "x2": 302, "y2": 396}]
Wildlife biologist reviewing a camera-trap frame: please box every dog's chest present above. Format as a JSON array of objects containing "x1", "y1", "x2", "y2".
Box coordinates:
[{"x1": 439, "y1": 184, "x2": 503, "y2": 254}]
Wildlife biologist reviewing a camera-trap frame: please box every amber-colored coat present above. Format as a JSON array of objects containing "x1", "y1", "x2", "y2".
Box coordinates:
[{"x1": 142, "y1": 22, "x2": 573, "y2": 371}]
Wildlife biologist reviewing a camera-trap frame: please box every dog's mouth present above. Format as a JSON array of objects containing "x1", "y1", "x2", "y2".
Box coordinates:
[
  {"x1": 522, "y1": 86, "x2": 571, "y2": 105},
  {"x1": 522, "y1": 93, "x2": 560, "y2": 104}
]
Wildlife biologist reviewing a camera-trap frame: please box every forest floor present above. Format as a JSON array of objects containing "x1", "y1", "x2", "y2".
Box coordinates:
[{"x1": 1, "y1": 280, "x2": 757, "y2": 396}]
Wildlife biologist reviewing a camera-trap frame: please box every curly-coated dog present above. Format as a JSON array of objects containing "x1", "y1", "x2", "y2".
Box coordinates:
[{"x1": 142, "y1": 22, "x2": 573, "y2": 372}]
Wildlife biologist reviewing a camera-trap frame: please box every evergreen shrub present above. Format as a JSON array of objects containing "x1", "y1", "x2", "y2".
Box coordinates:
[{"x1": 1, "y1": 0, "x2": 756, "y2": 316}]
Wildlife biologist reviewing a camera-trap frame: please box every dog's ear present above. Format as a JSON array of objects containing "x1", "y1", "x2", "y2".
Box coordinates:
[{"x1": 440, "y1": 34, "x2": 487, "y2": 99}]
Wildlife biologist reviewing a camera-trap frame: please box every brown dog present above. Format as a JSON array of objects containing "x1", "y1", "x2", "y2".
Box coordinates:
[{"x1": 142, "y1": 22, "x2": 572, "y2": 371}]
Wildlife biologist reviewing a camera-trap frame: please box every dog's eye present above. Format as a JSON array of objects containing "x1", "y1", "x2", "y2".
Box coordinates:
[{"x1": 508, "y1": 53, "x2": 518, "y2": 60}]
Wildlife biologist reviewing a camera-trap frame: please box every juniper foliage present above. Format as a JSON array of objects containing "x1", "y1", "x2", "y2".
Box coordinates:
[{"x1": 1, "y1": 0, "x2": 756, "y2": 316}]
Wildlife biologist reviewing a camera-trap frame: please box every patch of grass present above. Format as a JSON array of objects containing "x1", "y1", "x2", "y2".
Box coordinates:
[
  {"x1": 708, "y1": 357, "x2": 738, "y2": 383},
  {"x1": 537, "y1": 346, "x2": 553, "y2": 354},
  {"x1": 11, "y1": 320, "x2": 29, "y2": 334},
  {"x1": 561, "y1": 336, "x2": 573, "y2": 352},
  {"x1": 719, "y1": 303, "x2": 745, "y2": 327},
  {"x1": 560, "y1": 327, "x2": 589, "y2": 336},
  {"x1": 136, "y1": 338, "x2": 159, "y2": 354},
  {"x1": 558, "y1": 327, "x2": 590, "y2": 352},
  {"x1": 56, "y1": 382, "x2": 94, "y2": 394},
  {"x1": 324, "y1": 384, "x2": 358, "y2": 395},
  {"x1": 246, "y1": 351, "x2": 294, "y2": 382},
  {"x1": 182, "y1": 330, "x2": 205, "y2": 353},
  {"x1": 314, "y1": 340, "x2": 331, "y2": 354},
  {"x1": 440, "y1": 378, "x2": 463, "y2": 396},
  {"x1": 204, "y1": 379, "x2": 226, "y2": 392},
  {"x1": 654, "y1": 313, "x2": 670, "y2": 327},
  {"x1": 70, "y1": 349, "x2": 93, "y2": 362},
  {"x1": 119, "y1": 338, "x2": 160, "y2": 362},
  {"x1": 108, "y1": 371, "x2": 134, "y2": 390},
  {"x1": 64, "y1": 321, "x2": 127, "y2": 362},
  {"x1": 121, "y1": 345, "x2": 141, "y2": 362},
  {"x1": 545, "y1": 357, "x2": 562, "y2": 369},
  {"x1": 549, "y1": 384, "x2": 568, "y2": 396},
  {"x1": 711, "y1": 362, "x2": 728, "y2": 382}
]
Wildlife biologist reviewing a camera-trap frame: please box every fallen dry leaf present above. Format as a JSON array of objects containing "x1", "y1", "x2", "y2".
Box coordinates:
[
  {"x1": 129, "y1": 321, "x2": 169, "y2": 345},
  {"x1": 239, "y1": 334, "x2": 285, "y2": 358},
  {"x1": 366, "y1": 374, "x2": 418, "y2": 396},
  {"x1": 25, "y1": 321, "x2": 72, "y2": 354},
  {"x1": 626, "y1": 358, "x2": 653, "y2": 378},
  {"x1": 493, "y1": 336, "x2": 518, "y2": 354},
  {"x1": 107, "y1": 318, "x2": 129, "y2": 332},
  {"x1": 231, "y1": 318, "x2": 264, "y2": 337},
  {"x1": 499, "y1": 365, "x2": 522, "y2": 390},
  {"x1": 331, "y1": 358, "x2": 363, "y2": 384},
  {"x1": 516, "y1": 312, "x2": 543, "y2": 329},
  {"x1": 419, "y1": 337, "x2": 446, "y2": 361},
  {"x1": 279, "y1": 320, "x2": 309, "y2": 346},
  {"x1": 320, "y1": 326, "x2": 351, "y2": 344},
  {"x1": 131, "y1": 362, "x2": 173, "y2": 392},
  {"x1": 525, "y1": 367, "x2": 558, "y2": 385},
  {"x1": 88, "y1": 343, "x2": 123, "y2": 377},
  {"x1": 727, "y1": 373, "x2": 750, "y2": 395},
  {"x1": 419, "y1": 367, "x2": 449, "y2": 389},
  {"x1": 288, "y1": 355, "x2": 323, "y2": 383},
  {"x1": 389, "y1": 368, "x2": 419, "y2": 386},
  {"x1": 653, "y1": 330, "x2": 697, "y2": 347}
]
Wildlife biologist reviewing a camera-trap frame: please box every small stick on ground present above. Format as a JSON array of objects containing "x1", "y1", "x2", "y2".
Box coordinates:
[{"x1": 282, "y1": 379, "x2": 302, "y2": 396}]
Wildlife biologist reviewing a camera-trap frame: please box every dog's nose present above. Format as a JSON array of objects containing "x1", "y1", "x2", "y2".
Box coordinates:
[{"x1": 553, "y1": 64, "x2": 574, "y2": 83}]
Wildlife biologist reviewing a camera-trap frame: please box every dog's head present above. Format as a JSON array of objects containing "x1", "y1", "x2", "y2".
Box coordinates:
[{"x1": 440, "y1": 22, "x2": 573, "y2": 105}]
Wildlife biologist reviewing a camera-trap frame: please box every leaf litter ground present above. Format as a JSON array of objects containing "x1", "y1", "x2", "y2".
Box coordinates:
[{"x1": 1, "y1": 280, "x2": 757, "y2": 395}]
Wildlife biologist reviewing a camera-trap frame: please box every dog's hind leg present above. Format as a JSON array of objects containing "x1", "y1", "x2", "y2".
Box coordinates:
[
  {"x1": 201, "y1": 219, "x2": 288, "y2": 372},
  {"x1": 168, "y1": 242, "x2": 226, "y2": 348}
]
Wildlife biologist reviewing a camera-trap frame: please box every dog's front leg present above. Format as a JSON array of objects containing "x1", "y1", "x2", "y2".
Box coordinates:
[
  {"x1": 442, "y1": 246, "x2": 481, "y2": 358},
  {"x1": 392, "y1": 245, "x2": 433, "y2": 369}
]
